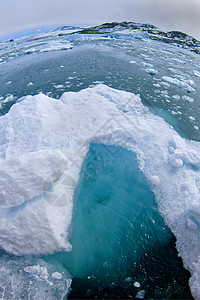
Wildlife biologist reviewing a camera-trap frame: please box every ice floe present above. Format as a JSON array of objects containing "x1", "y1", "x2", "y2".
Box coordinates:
[{"x1": 0, "y1": 84, "x2": 200, "y2": 297}]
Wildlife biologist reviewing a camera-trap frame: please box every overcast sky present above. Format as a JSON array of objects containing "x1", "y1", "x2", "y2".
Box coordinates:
[{"x1": 1, "y1": 0, "x2": 200, "y2": 40}]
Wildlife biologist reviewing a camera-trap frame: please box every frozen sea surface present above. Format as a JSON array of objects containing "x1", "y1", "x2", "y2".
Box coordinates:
[{"x1": 0, "y1": 22, "x2": 200, "y2": 299}]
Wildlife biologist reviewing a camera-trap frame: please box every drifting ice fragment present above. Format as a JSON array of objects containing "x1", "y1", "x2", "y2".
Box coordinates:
[
  {"x1": 146, "y1": 68, "x2": 157, "y2": 75},
  {"x1": 136, "y1": 290, "x2": 145, "y2": 299},
  {"x1": 169, "y1": 156, "x2": 183, "y2": 168},
  {"x1": 150, "y1": 175, "x2": 160, "y2": 185},
  {"x1": 162, "y1": 76, "x2": 195, "y2": 92},
  {"x1": 134, "y1": 281, "x2": 141, "y2": 288}
]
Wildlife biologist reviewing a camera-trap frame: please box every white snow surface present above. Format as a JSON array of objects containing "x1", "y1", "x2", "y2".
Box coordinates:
[
  {"x1": 0, "y1": 84, "x2": 200, "y2": 298},
  {"x1": 0, "y1": 149, "x2": 68, "y2": 208}
]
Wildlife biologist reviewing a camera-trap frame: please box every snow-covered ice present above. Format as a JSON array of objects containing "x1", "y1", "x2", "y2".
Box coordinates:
[
  {"x1": 0, "y1": 84, "x2": 200, "y2": 297},
  {"x1": 0, "y1": 149, "x2": 68, "y2": 208}
]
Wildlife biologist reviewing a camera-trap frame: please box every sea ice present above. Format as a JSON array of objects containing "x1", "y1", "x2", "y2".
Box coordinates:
[
  {"x1": 182, "y1": 95, "x2": 194, "y2": 103},
  {"x1": 172, "y1": 95, "x2": 181, "y2": 101},
  {"x1": 129, "y1": 60, "x2": 137, "y2": 64},
  {"x1": 134, "y1": 281, "x2": 141, "y2": 288},
  {"x1": 162, "y1": 76, "x2": 195, "y2": 92},
  {"x1": 0, "y1": 149, "x2": 68, "y2": 207},
  {"x1": 39, "y1": 41, "x2": 73, "y2": 52},
  {"x1": 146, "y1": 68, "x2": 157, "y2": 75},
  {"x1": 189, "y1": 116, "x2": 195, "y2": 122},
  {"x1": 0, "y1": 255, "x2": 71, "y2": 300},
  {"x1": 53, "y1": 84, "x2": 65, "y2": 89},
  {"x1": 0, "y1": 84, "x2": 200, "y2": 298},
  {"x1": 193, "y1": 70, "x2": 200, "y2": 77},
  {"x1": 136, "y1": 290, "x2": 145, "y2": 299},
  {"x1": 52, "y1": 272, "x2": 63, "y2": 279},
  {"x1": 125, "y1": 276, "x2": 132, "y2": 282}
]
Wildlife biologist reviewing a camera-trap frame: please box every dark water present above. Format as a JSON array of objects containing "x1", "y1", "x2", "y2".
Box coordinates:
[{"x1": 44, "y1": 144, "x2": 192, "y2": 299}]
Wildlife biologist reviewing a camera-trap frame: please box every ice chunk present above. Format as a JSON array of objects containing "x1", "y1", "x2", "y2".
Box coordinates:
[
  {"x1": 54, "y1": 84, "x2": 65, "y2": 89},
  {"x1": 193, "y1": 70, "x2": 200, "y2": 77},
  {"x1": 0, "y1": 255, "x2": 71, "y2": 300},
  {"x1": 162, "y1": 76, "x2": 195, "y2": 92},
  {"x1": 134, "y1": 281, "x2": 141, "y2": 288},
  {"x1": 146, "y1": 68, "x2": 157, "y2": 75},
  {"x1": 136, "y1": 290, "x2": 145, "y2": 299},
  {"x1": 0, "y1": 94, "x2": 15, "y2": 104},
  {"x1": 24, "y1": 265, "x2": 53, "y2": 286},
  {"x1": 0, "y1": 189, "x2": 73, "y2": 255},
  {"x1": 142, "y1": 62, "x2": 153, "y2": 68},
  {"x1": 0, "y1": 149, "x2": 68, "y2": 208},
  {"x1": 125, "y1": 276, "x2": 132, "y2": 282},
  {"x1": 52, "y1": 272, "x2": 63, "y2": 279},
  {"x1": 172, "y1": 95, "x2": 181, "y2": 101},
  {"x1": 161, "y1": 81, "x2": 171, "y2": 88},
  {"x1": 169, "y1": 156, "x2": 183, "y2": 168},
  {"x1": 189, "y1": 116, "x2": 195, "y2": 122},
  {"x1": 150, "y1": 175, "x2": 160, "y2": 185},
  {"x1": 170, "y1": 148, "x2": 200, "y2": 167},
  {"x1": 182, "y1": 95, "x2": 194, "y2": 103}
]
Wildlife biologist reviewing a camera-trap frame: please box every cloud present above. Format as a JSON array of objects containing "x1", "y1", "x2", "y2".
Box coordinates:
[{"x1": 0, "y1": 0, "x2": 200, "y2": 40}]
